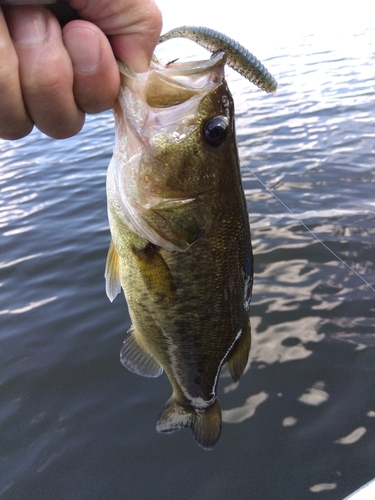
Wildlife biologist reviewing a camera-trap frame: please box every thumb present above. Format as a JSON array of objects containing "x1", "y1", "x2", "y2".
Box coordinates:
[{"x1": 67, "y1": 0, "x2": 163, "y2": 72}]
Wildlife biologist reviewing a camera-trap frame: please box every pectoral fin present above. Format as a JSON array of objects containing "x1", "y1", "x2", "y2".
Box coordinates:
[
  {"x1": 226, "y1": 319, "x2": 251, "y2": 382},
  {"x1": 120, "y1": 326, "x2": 163, "y2": 378},
  {"x1": 105, "y1": 240, "x2": 121, "y2": 302},
  {"x1": 132, "y1": 243, "x2": 176, "y2": 304}
]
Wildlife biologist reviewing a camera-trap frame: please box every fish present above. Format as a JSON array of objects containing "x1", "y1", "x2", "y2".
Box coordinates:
[{"x1": 105, "y1": 27, "x2": 277, "y2": 449}]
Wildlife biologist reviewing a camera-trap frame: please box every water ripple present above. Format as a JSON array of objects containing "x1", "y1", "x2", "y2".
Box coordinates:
[{"x1": 1, "y1": 21, "x2": 375, "y2": 500}]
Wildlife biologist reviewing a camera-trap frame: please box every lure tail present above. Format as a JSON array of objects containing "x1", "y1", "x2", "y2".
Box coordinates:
[{"x1": 156, "y1": 397, "x2": 222, "y2": 450}]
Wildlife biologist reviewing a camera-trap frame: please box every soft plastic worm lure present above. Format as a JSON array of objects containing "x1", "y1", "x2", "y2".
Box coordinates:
[{"x1": 159, "y1": 26, "x2": 277, "y2": 93}]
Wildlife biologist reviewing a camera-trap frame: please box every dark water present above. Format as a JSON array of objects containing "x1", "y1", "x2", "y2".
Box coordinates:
[{"x1": 1, "y1": 28, "x2": 375, "y2": 500}]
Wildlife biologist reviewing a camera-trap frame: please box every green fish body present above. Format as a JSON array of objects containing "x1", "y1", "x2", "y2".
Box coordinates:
[{"x1": 106, "y1": 50, "x2": 253, "y2": 449}]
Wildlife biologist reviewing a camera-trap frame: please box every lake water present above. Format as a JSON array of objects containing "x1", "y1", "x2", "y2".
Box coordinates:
[{"x1": 1, "y1": 12, "x2": 375, "y2": 500}]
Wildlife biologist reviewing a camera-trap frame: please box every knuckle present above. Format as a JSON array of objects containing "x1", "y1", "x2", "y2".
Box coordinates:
[
  {"x1": 0, "y1": 56, "x2": 18, "y2": 84},
  {"x1": 141, "y1": 1, "x2": 163, "y2": 42},
  {"x1": 0, "y1": 54, "x2": 20, "y2": 104},
  {"x1": 19, "y1": 44, "x2": 74, "y2": 98},
  {"x1": 24, "y1": 63, "x2": 72, "y2": 97}
]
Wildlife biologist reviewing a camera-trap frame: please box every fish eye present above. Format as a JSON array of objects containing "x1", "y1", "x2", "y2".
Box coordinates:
[{"x1": 202, "y1": 117, "x2": 227, "y2": 147}]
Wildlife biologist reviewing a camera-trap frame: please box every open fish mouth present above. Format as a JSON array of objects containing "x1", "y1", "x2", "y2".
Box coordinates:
[
  {"x1": 117, "y1": 50, "x2": 228, "y2": 110},
  {"x1": 144, "y1": 51, "x2": 228, "y2": 108},
  {"x1": 117, "y1": 49, "x2": 227, "y2": 79}
]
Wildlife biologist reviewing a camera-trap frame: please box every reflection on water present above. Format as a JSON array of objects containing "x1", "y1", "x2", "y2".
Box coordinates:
[
  {"x1": 0, "y1": 296, "x2": 57, "y2": 315},
  {"x1": 335, "y1": 427, "x2": 367, "y2": 445},
  {"x1": 310, "y1": 483, "x2": 338, "y2": 493},
  {"x1": 222, "y1": 391, "x2": 269, "y2": 423},
  {"x1": 1, "y1": 18, "x2": 375, "y2": 500},
  {"x1": 298, "y1": 381, "x2": 329, "y2": 406}
]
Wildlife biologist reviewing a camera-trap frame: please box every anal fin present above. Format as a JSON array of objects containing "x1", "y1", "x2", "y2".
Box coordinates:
[
  {"x1": 120, "y1": 326, "x2": 163, "y2": 378},
  {"x1": 156, "y1": 397, "x2": 221, "y2": 450},
  {"x1": 226, "y1": 318, "x2": 251, "y2": 382}
]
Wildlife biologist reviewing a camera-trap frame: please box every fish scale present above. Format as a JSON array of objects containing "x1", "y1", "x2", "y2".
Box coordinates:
[{"x1": 106, "y1": 27, "x2": 276, "y2": 449}]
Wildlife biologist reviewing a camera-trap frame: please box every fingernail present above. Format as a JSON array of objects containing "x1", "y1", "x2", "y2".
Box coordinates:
[
  {"x1": 63, "y1": 28, "x2": 101, "y2": 73},
  {"x1": 9, "y1": 8, "x2": 47, "y2": 46}
]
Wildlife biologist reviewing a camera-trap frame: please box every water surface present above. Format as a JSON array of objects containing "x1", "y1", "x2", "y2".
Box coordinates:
[{"x1": 1, "y1": 19, "x2": 375, "y2": 500}]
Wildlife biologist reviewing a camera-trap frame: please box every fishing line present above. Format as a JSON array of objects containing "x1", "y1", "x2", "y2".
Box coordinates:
[{"x1": 246, "y1": 166, "x2": 375, "y2": 294}]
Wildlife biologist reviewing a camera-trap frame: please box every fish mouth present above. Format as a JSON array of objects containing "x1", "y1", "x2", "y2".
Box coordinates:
[
  {"x1": 150, "y1": 50, "x2": 227, "y2": 77},
  {"x1": 147, "y1": 51, "x2": 227, "y2": 108},
  {"x1": 118, "y1": 50, "x2": 226, "y2": 79},
  {"x1": 114, "y1": 49, "x2": 229, "y2": 152},
  {"x1": 118, "y1": 51, "x2": 227, "y2": 109}
]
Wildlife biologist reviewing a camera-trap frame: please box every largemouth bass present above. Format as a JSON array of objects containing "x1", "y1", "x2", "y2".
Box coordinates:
[{"x1": 106, "y1": 27, "x2": 276, "y2": 449}]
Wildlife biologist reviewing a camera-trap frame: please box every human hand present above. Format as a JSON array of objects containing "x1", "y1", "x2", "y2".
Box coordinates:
[{"x1": 0, "y1": 0, "x2": 162, "y2": 140}]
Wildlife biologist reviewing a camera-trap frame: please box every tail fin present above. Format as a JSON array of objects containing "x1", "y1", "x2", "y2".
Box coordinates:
[{"x1": 156, "y1": 397, "x2": 222, "y2": 450}]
